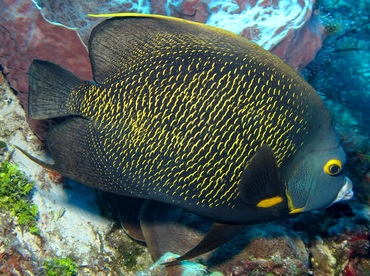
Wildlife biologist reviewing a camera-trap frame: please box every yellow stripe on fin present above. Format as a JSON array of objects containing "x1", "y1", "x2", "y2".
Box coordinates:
[
  {"x1": 257, "y1": 196, "x2": 283, "y2": 208},
  {"x1": 88, "y1": 13, "x2": 184, "y2": 20},
  {"x1": 88, "y1": 13, "x2": 202, "y2": 26},
  {"x1": 87, "y1": 13, "x2": 243, "y2": 39}
]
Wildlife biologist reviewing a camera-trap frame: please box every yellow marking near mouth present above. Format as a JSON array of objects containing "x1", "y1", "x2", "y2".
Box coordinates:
[
  {"x1": 286, "y1": 190, "x2": 305, "y2": 214},
  {"x1": 289, "y1": 208, "x2": 304, "y2": 214}
]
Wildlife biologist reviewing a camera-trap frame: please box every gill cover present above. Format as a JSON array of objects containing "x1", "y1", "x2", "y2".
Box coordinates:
[{"x1": 286, "y1": 144, "x2": 349, "y2": 213}]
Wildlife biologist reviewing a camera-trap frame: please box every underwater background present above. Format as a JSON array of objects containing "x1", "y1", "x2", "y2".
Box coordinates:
[{"x1": 0, "y1": 0, "x2": 369, "y2": 275}]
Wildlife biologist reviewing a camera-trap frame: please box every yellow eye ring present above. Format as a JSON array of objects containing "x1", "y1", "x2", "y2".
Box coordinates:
[{"x1": 324, "y1": 159, "x2": 343, "y2": 176}]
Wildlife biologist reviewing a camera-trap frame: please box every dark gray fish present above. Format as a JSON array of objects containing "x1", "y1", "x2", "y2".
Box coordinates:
[{"x1": 23, "y1": 14, "x2": 353, "y2": 264}]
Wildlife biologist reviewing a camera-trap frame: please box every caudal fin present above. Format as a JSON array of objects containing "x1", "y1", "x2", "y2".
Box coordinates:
[{"x1": 28, "y1": 60, "x2": 83, "y2": 120}]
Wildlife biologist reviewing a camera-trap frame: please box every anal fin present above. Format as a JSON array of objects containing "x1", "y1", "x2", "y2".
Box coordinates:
[
  {"x1": 163, "y1": 222, "x2": 244, "y2": 265},
  {"x1": 46, "y1": 117, "x2": 103, "y2": 189}
]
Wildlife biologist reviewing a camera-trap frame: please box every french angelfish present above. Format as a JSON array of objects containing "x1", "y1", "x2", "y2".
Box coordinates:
[{"x1": 23, "y1": 14, "x2": 353, "y2": 264}]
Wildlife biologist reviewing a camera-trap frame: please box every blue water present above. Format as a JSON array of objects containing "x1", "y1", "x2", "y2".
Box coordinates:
[{"x1": 305, "y1": 0, "x2": 370, "y2": 143}]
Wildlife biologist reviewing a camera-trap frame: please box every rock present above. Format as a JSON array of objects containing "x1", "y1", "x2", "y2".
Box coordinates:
[
  {"x1": 310, "y1": 236, "x2": 336, "y2": 276},
  {"x1": 0, "y1": 0, "x2": 92, "y2": 96}
]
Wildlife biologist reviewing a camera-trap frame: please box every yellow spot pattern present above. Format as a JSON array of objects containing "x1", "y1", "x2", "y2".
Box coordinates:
[{"x1": 67, "y1": 33, "x2": 314, "y2": 209}]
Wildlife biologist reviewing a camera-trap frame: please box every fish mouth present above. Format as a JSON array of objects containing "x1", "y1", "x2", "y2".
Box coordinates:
[{"x1": 332, "y1": 177, "x2": 354, "y2": 204}]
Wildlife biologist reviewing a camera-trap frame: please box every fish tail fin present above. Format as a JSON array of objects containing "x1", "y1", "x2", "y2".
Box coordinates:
[{"x1": 28, "y1": 60, "x2": 84, "y2": 119}]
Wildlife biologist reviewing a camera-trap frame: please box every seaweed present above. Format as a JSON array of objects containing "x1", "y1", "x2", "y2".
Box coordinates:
[
  {"x1": 0, "y1": 161, "x2": 39, "y2": 234},
  {"x1": 43, "y1": 257, "x2": 77, "y2": 276}
]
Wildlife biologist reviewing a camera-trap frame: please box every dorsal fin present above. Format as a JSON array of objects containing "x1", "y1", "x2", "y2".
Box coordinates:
[{"x1": 88, "y1": 14, "x2": 258, "y2": 84}]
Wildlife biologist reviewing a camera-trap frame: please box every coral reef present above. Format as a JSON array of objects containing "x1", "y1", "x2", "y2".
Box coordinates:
[
  {"x1": 141, "y1": 252, "x2": 208, "y2": 276},
  {"x1": 0, "y1": 71, "x2": 4, "y2": 85},
  {"x1": 37, "y1": 0, "x2": 322, "y2": 58},
  {"x1": 104, "y1": 227, "x2": 151, "y2": 273},
  {"x1": 205, "y1": 0, "x2": 324, "y2": 70},
  {"x1": 222, "y1": 256, "x2": 308, "y2": 276},
  {"x1": 0, "y1": 0, "x2": 92, "y2": 139},
  {"x1": 0, "y1": 211, "x2": 41, "y2": 275},
  {"x1": 310, "y1": 236, "x2": 337, "y2": 275},
  {"x1": 288, "y1": 198, "x2": 370, "y2": 275},
  {"x1": 0, "y1": 0, "x2": 92, "y2": 96},
  {"x1": 270, "y1": 7, "x2": 325, "y2": 71},
  {"x1": 1, "y1": 0, "x2": 324, "y2": 105}
]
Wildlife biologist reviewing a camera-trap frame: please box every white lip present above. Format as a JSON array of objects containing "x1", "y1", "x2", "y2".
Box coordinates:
[{"x1": 333, "y1": 177, "x2": 354, "y2": 204}]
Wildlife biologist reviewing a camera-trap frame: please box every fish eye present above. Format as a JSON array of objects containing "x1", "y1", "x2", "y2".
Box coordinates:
[{"x1": 324, "y1": 159, "x2": 342, "y2": 176}]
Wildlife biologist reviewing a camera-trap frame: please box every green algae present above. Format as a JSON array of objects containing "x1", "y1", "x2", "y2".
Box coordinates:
[
  {"x1": 0, "y1": 161, "x2": 39, "y2": 234},
  {"x1": 118, "y1": 239, "x2": 146, "y2": 269},
  {"x1": 43, "y1": 257, "x2": 77, "y2": 276}
]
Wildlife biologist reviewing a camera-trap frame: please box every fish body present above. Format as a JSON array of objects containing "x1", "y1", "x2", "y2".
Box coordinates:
[{"x1": 27, "y1": 15, "x2": 352, "y2": 226}]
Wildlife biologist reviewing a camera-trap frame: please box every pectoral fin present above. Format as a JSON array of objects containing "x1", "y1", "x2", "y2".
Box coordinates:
[
  {"x1": 163, "y1": 222, "x2": 244, "y2": 265},
  {"x1": 239, "y1": 144, "x2": 284, "y2": 208}
]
